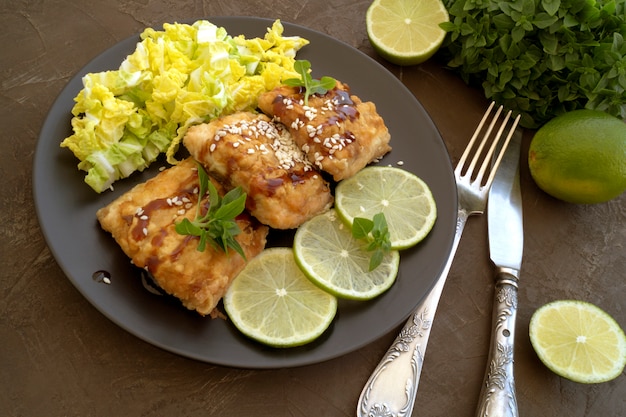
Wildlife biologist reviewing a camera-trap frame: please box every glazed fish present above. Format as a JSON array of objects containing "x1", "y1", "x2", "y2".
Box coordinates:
[
  {"x1": 257, "y1": 81, "x2": 391, "y2": 181},
  {"x1": 184, "y1": 112, "x2": 333, "y2": 229},
  {"x1": 96, "y1": 158, "x2": 269, "y2": 316}
]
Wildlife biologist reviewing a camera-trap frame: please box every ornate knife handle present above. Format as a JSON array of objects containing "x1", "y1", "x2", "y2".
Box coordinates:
[
  {"x1": 357, "y1": 212, "x2": 468, "y2": 417},
  {"x1": 476, "y1": 268, "x2": 519, "y2": 417}
]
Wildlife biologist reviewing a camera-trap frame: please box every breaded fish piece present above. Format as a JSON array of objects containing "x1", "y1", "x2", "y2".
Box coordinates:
[
  {"x1": 96, "y1": 158, "x2": 268, "y2": 316},
  {"x1": 257, "y1": 81, "x2": 391, "y2": 181},
  {"x1": 184, "y1": 112, "x2": 333, "y2": 230}
]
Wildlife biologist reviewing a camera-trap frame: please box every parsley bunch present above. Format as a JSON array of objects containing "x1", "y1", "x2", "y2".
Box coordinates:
[
  {"x1": 439, "y1": 0, "x2": 626, "y2": 128},
  {"x1": 175, "y1": 163, "x2": 247, "y2": 259}
]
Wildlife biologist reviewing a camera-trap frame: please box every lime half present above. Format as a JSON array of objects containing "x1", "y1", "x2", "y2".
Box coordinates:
[
  {"x1": 224, "y1": 248, "x2": 337, "y2": 348},
  {"x1": 294, "y1": 210, "x2": 400, "y2": 300},
  {"x1": 335, "y1": 166, "x2": 437, "y2": 250},
  {"x1": 529, "y1": 300, "x2": 626, "y2": 383},
  {"x1": 366, "y1": 0, "x2": 449, "y2": 66}
]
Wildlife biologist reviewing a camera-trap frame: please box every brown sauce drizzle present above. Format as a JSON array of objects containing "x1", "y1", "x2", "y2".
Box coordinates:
[
  {"x1": 270, "y1": 87, "x2": 360, "y2": 151},
  {"x1": 130, "y1": 183, "x2": 199, "y2": 242}
]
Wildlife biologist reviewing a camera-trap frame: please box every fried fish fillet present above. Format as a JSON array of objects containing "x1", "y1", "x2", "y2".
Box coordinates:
[
  {"x1": 184, "y1": 112, "x2": 333, "y2": 230},
  {"x1": 96, "y1": 158, "x2": 269, "y2": 316},
  {"x1": 257, "y1": 81, "x2": 391, "y2": 181}
]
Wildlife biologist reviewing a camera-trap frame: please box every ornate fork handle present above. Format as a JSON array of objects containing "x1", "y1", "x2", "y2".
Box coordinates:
[
  {"x1": 357, "y1": 210, "x2": 468, "y2": 417},
  {"x1": 475, "y1": 268, "x2": 519, "y2": 417}
]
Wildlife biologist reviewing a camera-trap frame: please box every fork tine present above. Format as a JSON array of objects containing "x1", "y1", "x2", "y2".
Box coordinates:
[
  {"x1": 466, "y1": 104, "x2": 504, "y2": 178},
  {"x1": 457, "y1": 102, "x2": 521, "y2": 189},
  {"x1": 455, "y1": 101, "x2": 496, "y2": 175},
  {"x1": 483, "y1": 112, "x2": 521, "y2": 188},
  {"x1": 474, "y1": 108, "x2": 514, "y2": 184}
]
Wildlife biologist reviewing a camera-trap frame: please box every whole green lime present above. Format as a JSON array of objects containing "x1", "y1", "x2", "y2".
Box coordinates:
[{"x1": 528, "y1": 110, "x2": 626, "y2": 204}]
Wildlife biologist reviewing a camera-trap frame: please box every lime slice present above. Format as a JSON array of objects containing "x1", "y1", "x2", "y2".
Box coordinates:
[
  {"x1": 293, "y1": 210, "x2": 400, "y2": 300},
  {"x1": 223, "y1": 248, "x2": 337, "y2": 348},
  {"x1": 334, "y1": 166, "x2": 437, "y2": 250},
  {"x1": 366, "y1": 0, "x2": 449, "y2": 66},
  {"x1": 529, "y1": 300, "x2": 626, "y2": 384}
]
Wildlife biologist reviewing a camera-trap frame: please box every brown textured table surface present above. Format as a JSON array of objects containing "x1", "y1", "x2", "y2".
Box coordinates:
[{"x1": 2, "y1": 1, "x2": 625, "y2": 416}]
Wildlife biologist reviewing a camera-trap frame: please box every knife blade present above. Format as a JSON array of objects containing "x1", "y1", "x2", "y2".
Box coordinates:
[{"x1": 476, "y1": 130, "x2": 523, "y2": 417}]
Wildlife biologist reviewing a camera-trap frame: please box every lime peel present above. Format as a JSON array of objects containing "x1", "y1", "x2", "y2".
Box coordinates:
[{"x1": 528, "y1": 109, "x2": 626, "y2": 204}]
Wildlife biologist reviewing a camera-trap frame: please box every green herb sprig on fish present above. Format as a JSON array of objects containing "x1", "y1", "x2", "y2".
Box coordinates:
[
  {"x1": 284, "y1": 60, "x2": 337, "y2": 105},
  {"x1": 438, "y1": 0, "x2": 626, "y2": 128},
  {"x1": 175, "y1": 163, "x2": 247, "y2": 259}
]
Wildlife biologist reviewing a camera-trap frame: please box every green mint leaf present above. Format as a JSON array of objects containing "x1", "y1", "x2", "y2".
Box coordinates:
[
  {"x1": 207, "y1": 180, "x2": 220, "y2": 215},
  {"x1": 197, "y1": 231, "x2": 208, "y2": 252},
  {"x1": 371, "y1": 213, "x2": 388, "y2": 234},
  {"x1": 221, "y1": 186, "x2": 245, "y2": 205},
  {"x1": 197, "y1": 161, "x2": 210, "y2": 198},
  {"x1": 175, "y1": 218, "x2": 203, "y2": 236},
  {"x1": 318, "y1": 76, "x2": 337, "y2": 90},
  {"x1": 283, "y1": 78, "x2": 303, "y2": 87},
  {"x1": 213, "y1": 189, "x2": 246, "y2": 221},
  {"x1": 352, "y1": 217, "x2": 373, "y2": 240},
  {"x1": 369, "y1": 249, "x2": 385, "y2": 272}
]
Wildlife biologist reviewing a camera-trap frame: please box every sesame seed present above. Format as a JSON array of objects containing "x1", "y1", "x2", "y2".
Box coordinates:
[{"x1": 143, "y1": 227, "x2": 148, "y2": 236}]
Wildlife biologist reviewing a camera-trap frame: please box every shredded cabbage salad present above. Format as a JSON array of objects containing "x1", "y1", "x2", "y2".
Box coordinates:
[{"x1": 61, "y1": 20, "x2": 309, "y2": 192}]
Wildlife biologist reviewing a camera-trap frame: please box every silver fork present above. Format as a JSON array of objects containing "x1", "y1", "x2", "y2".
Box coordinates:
[{"x1": 357, "y1": 102, "x2": 521, "y2": 417}]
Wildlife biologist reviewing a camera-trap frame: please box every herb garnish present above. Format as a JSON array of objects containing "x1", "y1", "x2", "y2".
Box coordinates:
[
  {"x1": 284, "y1": 60, "x2": 337, "y2": 105},
  {"x1": 351, "y1": 213, "x2": 392, "y2": 271},
  {"x1": 175, "y1": 162, "x2": 247, "y2": 259}
]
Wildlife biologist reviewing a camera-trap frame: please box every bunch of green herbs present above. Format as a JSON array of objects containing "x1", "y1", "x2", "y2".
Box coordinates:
[{"x1": 439, "y1": 0, "x2": 626, "y2": 128}]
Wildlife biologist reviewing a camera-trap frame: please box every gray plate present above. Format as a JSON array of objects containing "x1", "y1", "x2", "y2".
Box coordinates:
[{"x1": 33, "y1": 16, "x2": 457, "y2": 368}]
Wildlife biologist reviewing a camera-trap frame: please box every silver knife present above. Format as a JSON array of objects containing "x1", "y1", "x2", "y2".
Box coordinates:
[{"x1": 475, "y1": 130, "x2": 523, "y2": 417}]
